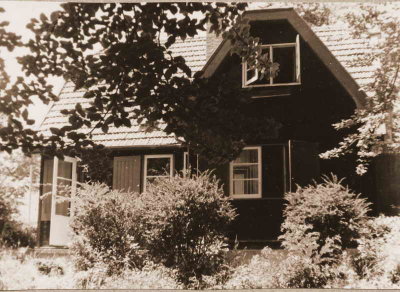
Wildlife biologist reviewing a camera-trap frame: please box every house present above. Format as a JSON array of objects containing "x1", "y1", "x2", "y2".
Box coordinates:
[{"x1": 36, "y1": 8, "x2": 388, "y2": 248}]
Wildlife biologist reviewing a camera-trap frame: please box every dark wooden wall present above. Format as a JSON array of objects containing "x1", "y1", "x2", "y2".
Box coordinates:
[{"x1": 89, "y1": 19, "x2": 377, "y2": 246}]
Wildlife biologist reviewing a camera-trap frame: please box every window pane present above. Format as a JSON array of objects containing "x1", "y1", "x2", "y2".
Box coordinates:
[
  {"x1": 246, "y1": 67, "x2": 257, "y2": 83},
  {"x1": 58, "y1": 160, "x2": 72, "y2": 179},
  {"x1": 147, "y1": 157, "x2": 171, "y2": 176},
  {"x1": 233, "y1": 149, "x2": 258, "y2": 163},
  {"x1": 41, "y1": 159, "x2": 53, "y2": 221},
  {"x1": 273, "y1": 46, "x2": 296, "y2": 83},
  {"x1": 233, "y1": 165, "x2": 258, "y2": 179},
  {"x1": 55, "y1": 178, "x2": 71, "y2": 216},
  {"x1": 233, "y1": 180, "x2": 258, "y2": 195}
]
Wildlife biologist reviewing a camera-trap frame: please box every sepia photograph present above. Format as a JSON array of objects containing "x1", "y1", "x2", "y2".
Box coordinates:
[{"x1": 0, "y1": 1, "x2": 399, "y2": 290}]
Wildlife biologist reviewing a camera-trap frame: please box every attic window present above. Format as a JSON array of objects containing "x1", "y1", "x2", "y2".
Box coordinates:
[{"x1": 243, "y1": 35, "x2": 301, "y2": 88}]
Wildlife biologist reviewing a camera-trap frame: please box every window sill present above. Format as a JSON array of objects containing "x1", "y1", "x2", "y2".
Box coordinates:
[
  {"x1": 229, "y1": 197, "x2": 284, "y2": 201},
  {"x1": 243, "y1": 82, "x2": 301, "y2": 89},
  {"x1": 230, "y1": 195, "x2": 262, "y2": 199}
]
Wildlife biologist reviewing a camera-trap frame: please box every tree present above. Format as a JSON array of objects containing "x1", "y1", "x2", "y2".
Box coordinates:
[
  {"x1": 320, "y1": 3, "x2": 400, "y2": 175},
  {"x1": 249, "y1": 2, "x2": 332, "y2": 26},
  {"x1": 0, "y1": 150, "x2": 40, "y2": 211},
  {"x1": 0, "y1": 3, "x2": 283, "y2": 164}
]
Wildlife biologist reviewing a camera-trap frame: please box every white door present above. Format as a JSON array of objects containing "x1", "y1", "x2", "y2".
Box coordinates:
[{"x1": 49, "y1": 156, "x2": 77, "y2": 246}]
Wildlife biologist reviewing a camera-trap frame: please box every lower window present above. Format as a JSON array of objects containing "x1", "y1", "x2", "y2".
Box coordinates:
[
  {"x1": 144, "y1": 154, "x2": 173, "y2": 191},
  {"x1": 230, "y1": 146, "x2": 262, "y2": 199}
]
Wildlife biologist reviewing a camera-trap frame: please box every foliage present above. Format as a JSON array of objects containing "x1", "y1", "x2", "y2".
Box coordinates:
[
  {"x1": 75, "y1": 261, "x2": 181, "y2": 289},
  {"x1": 0, "y1": 150, "x2": 40, "y2": 208},
  {"x1": 0, "y1": 221, "x2": 36, "y2": 248},
  {"x1": 70, "y1": 183, "x2": 146, "y2": 273},
  {"x1": 70, "y1": 173, "x2": 236, "y2": 288},
  {"x1": 249, "y1": 2, "x2": 332, "y2": 26},
  {"x1": 274, "y1": 175, "x2": 371, "y2": 287},
  {"x1": 350, "y1": 218, "x2": 390, "y2": 279},
  {"x1": 0, "y1": 151, "x2": 38, "y2": 248},
  {"x1": 36, "y1": 259, "x2": 65, "y2": 276},
  {"x1": 280, "y1": 175, "x2": 371, "y2": 253},
  {"x1": 222, "y1": 247, "x2": 344, "y2": 289},
  {"x1": 79, "y1": 147, "x2": 113, "y2": 185},
  {"x1": 139, "y1": 172, "x2": 236, "y2": 287},
  {"x1": 0, "y1": 2, "x2": 283, "y2": 165},
  {"x1": 2, "y1": 214, "x2": 400, "y2": 290},
  {"x1": 0, "y1": 250, "x2": 75, "y2": 289},
  {"x1": 0, "y1": 196, "x2": 12, "y2": 232},
  {"x1": 343, "y1": 216, "x2": 400, "y2": 288},
  {"x1": 222, "y1": 248, "x2": 284, "y2": 289},
  {"x1": 320, "y1": 3, "x2": 400, "y2": 175},
  {"x1": 273, "y1": 252, "x2": 345, "y2": 288}
]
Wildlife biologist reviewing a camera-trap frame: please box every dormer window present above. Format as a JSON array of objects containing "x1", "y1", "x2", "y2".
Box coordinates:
[{"x1": 243, "y1": 35, "x2": 301, "y2": 88}]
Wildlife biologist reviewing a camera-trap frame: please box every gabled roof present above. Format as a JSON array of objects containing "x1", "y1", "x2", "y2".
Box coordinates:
[
  {"x1": 38, "y1": 8, "x2": 376, "y2": 149},
  {"x1": 38, "y1": 38, "x2": 206, "y2": 148},
  {"x1": 203, "y1": 8, "x2": 370, "y2": 108}
]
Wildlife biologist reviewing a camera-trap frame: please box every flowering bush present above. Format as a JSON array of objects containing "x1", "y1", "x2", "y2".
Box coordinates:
[
  {"x1": 140, "y1": 172, "x2": 237, "y2": 287},
  {"x1": 70, "y1": 183, "x2": 146, "y2": 273}
]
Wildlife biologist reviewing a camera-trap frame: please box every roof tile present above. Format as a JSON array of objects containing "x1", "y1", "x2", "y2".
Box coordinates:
[{"x1": 39, "y1": 22, "x2": 376, "y2": 148}]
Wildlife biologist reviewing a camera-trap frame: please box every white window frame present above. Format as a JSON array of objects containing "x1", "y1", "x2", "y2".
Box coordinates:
[
  {"x1": 143, "y1": 154, "x2": 174, "y2": 191},
  {"x1": 242, "y1": 35, "x2": 301, "y2": 88},
  {"x1": 48, "y1": 156, "x2": 78, "y2": 246},
  {"x1": 230, "y1": 146, "x2": 262, "y2": 199},
  {"x1": 51, "y1": 156, "x2": 78, "y2": 216},
  {"x1": 183, "y1": 151, "x2": 199, "y2": 176}
]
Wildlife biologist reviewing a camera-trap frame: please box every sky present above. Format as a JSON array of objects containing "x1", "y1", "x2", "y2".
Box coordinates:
[{"x1": 0, "y1": 1, "x2": 62, "y2": 126}]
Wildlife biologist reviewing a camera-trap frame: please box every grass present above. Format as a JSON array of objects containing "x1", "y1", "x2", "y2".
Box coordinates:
[
  {"x1": 0, "y1": 249, "x2": 75, "y2": 290},
  {"x1": 0, "y1": 248, "x2": 181, "y2": 289},
  {"x1": 1, "y1": 216, "x2": 400, "y2": 289}
]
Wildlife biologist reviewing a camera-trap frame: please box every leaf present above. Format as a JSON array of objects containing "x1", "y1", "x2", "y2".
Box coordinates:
[
  {"x1": 50, "y1": 127, "x2": 61, "y2": 136},
  {"x1": 75, "y1": 103, "x2": 85, "y2": 117},
  {"x1": 101, "y1": 124, "x2": 109, "y2": 133},
  {"x1": 22, "y1": 109, "x2": 29, "y2": 120}
]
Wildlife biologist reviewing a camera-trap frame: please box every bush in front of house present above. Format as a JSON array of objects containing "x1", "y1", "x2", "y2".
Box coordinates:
[
  {"x1": 140, "y1": 171, "x2": 237, "y2": 288},
  {"x1": 0, "y1": 195, "x2": 36, "y2": 248},
  {"x1": 347, "y1": 215, "x2": 400, "y2": 288},
  {"x1": 70, "y1": 183, "x2": 146, "y2": 274},
  {"x1": 1, "y1": 222, "x2": 36, "y2": 248},
  {"x1": 277, "y1": 175, "x2": 371, "y2": 287},
  {"x1": 70, "y1": 173, "x2": 236, "y2": 288},
  {"x1": 280, "y1": 174, "x2": 371, "y2": 254}
]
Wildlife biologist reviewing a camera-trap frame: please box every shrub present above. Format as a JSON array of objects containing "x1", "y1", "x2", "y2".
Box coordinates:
[
  {"x1": 0, "y1": 186, "x2": 36, "y2": 248},
  {"x1": 223, "y1": 247, "x2": 285, "y2": 289},
  {"x1": 223, "y1": 246, "x2": 345, "y2": 289},
  {"x1": 348, "y1": 216, "x2": 400, "y2": 287},
  {"x1": 390, "y1": 264, "x2": 400, "y2": 284},
  {"x1": 140, "y1": 172, "x2": 237, "y2": 287},
  {"x1": 1, "y1": 221, "x2": 36, "y2": 248},
  {"x1": 277, "y1": 175, "x2": 371, "y2": 287},
  {"x1": 280, "y1": 175, "x2": 371, "y2": 256},
  {"x1": 350, "y1": 219, "x2": 390, "y2": 279},
  {"x1": 70, "y1": 183, "x2": 146, "y2": 273},
  {"x1": 71, "y1": 173, "x2": 236, "y2": 287}
]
